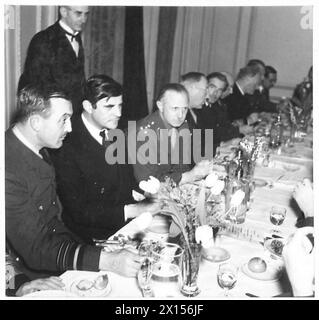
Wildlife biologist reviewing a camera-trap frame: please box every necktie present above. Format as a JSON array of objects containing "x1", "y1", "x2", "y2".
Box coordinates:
[
  {"x1": 63, "y1": 30, "x2": 81, "y2": 56},
  {"x1": 39, "y1": 148, "x2": 52, "y2": 166},
  {"x1": 169, "y1": 128, "x2": 178, "y2": 150},
  {"x1": 99, "y1": 130, "x2": 107, "y2": 148}
]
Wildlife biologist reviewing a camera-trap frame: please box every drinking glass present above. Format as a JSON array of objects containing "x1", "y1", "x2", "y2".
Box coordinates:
[
  {"x1": 269, "y1": 206, "x2": 287, "y2": 234},
  {"x1": 137, "y1": 241, "x2": 154, "y2": 297},
  {"x1": 217, "y1": 263, "x2": 238, "y2": 297},
  {"x1": 150, "y1": 242, "x2": 183, "y2": 298}
]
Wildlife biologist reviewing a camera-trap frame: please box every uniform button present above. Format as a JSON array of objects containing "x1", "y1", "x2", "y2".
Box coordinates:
[
  {"x1": 38, "y1": 205, "x2": 43, "y2": 211},
  {"x1": 52, "y1": 229, "x2": 56, "y2": 233},
  {"x1": 16, "y1": 257, "x2": 19, "y2": 262},
  {"x1": 52, "y1": 201, "x2": 56, "y2": 205},
  {"x1": 101, "y1": 187, "x2": 105, "y2": 194}
]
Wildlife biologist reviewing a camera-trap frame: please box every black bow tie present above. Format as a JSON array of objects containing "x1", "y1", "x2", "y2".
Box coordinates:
[{"x1": 63, "y1": 29, "x2": 81, "y2": 42}]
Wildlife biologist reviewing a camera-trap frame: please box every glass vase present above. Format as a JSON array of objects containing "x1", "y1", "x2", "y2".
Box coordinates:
[{"x1": 180, "y1": 242, "x2": 202, "y2": 297}]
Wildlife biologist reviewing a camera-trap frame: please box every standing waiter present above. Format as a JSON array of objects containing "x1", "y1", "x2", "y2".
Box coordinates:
[{"x1": 18, "y1": 6, "x2": 89, "y2": 116}]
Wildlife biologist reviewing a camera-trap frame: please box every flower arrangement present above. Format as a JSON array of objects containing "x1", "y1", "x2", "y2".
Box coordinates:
[{"x1": 138, "y1": 173, "x2": 226, "y2": 251}]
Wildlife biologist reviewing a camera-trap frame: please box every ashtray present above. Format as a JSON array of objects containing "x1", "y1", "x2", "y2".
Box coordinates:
[
  {"x1": 202, "y1": 246, "x2": 230, "y2": 262},
  {"x1": 264, "y1": 238, "x2": 285, "y2": 258}
]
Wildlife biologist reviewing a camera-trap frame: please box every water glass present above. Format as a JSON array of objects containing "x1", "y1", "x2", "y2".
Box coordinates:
[
  {"x1": 269, "y1": 206, "x2": 286, "y2": 234},
  {"x1": 150, "y1": 242, "x2": 183, "y2": 298},
  {"x1": 217, "y1": 263, "x2": 238, "y2": 297}
]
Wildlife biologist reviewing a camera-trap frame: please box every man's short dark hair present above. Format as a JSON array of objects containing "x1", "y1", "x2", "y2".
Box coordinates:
[
  {"x1": 237, "y1": 65, "x2": 261, "y2": 81},
  {"x1": 84, "y1": 74, "x2": 122, "y2": 107},
  {"x1": 247, "y1": 59, "x2": 266, "y2": 68},
  {"x1": 180, "y1": 72, "x2": 206, "y2": 83},
  {"x1": 156, "y1": 83, "x2": 189, "y2": 102},
  {"x1": 265, "y1": 65, "x2": 277, "y2": 78},
  {"x1": 13, "y1": 84, "x2": 69, "y2": 124},
  {"x1": 207, "y1": 72, "x2": 228, "y2": 88}
]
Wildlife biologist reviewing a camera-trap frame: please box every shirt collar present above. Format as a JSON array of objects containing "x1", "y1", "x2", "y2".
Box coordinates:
[
  {"x1": 12, "y1": 126, "x2": 42, "y2": 158},
  {"x1": 235, "y1": 81, "x2": 245, "y2": 95},
  {"x1": 81, "y1": 113, "x2": 108, "y2": 145},
  {"x1": 59, "y1": 20, "x2": 79, "y2": 37}
]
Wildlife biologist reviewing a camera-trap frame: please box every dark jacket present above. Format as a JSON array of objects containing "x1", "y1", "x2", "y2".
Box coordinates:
[
  {"x1": 51, "y1": 116, "x2": 138, "y2": 243},
  {"x1": 224, "y1": 83, "x2": 251, "y2": 123},
  {"x1": 5, "y1": 129, "x2": 101, "y2": 279},
  {"x1": 18, "y1": 21, "x2": 85, "y2": 115},
  {"x1": 247, "y1": 88, "x2": 278, "y2": 114}
]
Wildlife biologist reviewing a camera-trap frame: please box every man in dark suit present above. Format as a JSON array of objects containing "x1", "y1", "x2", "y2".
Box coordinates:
[
  {"x1": 52, "y1": 75, "x2": 160, "y2": 243},
  {"x1": 5, "y1": 84, "x2": 142, "y2": 281},
  {"x1": 248, "y1": 65, "x2": 278, "y2": 114},
  {"x1": 224, "y1": 65, "x2": 262, "y2": 124},
  {"x1": 18, "y1": 6, "x2": 89, "y2": 116}
]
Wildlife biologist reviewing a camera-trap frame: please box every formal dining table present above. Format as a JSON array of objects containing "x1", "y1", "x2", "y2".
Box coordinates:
[{"x1": 55, "y1": 128, "x2": 313, "y2": 299}]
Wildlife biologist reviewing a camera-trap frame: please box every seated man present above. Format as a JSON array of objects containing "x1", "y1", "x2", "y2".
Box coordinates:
[
  {"x1": 52, "y1": 75, "x2": 160, "y2": 243},
  {"x1": 5, "y1": 85, "x2": 143, "y2": 281},
  {"x1": 248, "y1": 65, "x2": 279, "y2": 114},
  {"x1": 179, "y1": 72, "x2": 208, "y2": 128},
  {"x1": 224, "y1": 65, "x2": 262, "y2": 124},
  {"x1": 204, "y1": 72, "x2": 252, "y2": 145},
  {"x1": 291, "y1": 66, "x2": 313, "y2": 115},
  {"x1": 131, "y1": 83, "x2": 212, "y2": 184}
]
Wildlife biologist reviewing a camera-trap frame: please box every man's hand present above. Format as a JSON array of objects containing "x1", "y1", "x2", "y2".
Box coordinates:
[
  {"x1": 282, "y1": 227, "x2": 314, "y2": 297},
  {"x1": 239, "y1": 124, "x2": 254, "y2": 135},
  {"x1": 16, "y1": 276, "x2": 65, "y2": 297},
  {"x1": 99, "y1": 248, "x2": 143, "y2": 277},
  {"x1": 292, "y1": 178, "x2": 314, "y2": 218},
  {"x1": 247, "y1": 112, "x2": 259, "y2": 125}
]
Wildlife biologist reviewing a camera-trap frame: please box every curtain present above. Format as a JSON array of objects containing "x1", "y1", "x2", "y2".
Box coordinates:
[
  {"x1": 152, "y1": 7, "x2": 178, "y2": 112},
  {"x1": 4, "y1": 5, "x2": 57, "y2": 129},
  {"x1": 120, "y1": 7, "x2": 148, "y2": 129},
  {"x1": 84, "y1": 6, "x2": 125, "y2": 83}
]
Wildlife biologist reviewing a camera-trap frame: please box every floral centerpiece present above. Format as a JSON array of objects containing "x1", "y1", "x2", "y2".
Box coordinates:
[{"x1": 138, "y1": 172, "x2": 226, "y2": 296}]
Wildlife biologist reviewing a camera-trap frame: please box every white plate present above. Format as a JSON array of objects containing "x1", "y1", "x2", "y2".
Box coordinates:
[
  {"x1": 241, "y1": 263, "x2": 282, "y2": 282},
  {"x1": 61, "y1": 272, "x2": 111, "y2": 297},
  {"x1": 23, "y1": 290, "x2": 78, "y2": 298},
  {"x1": 253, "y1": 178, "x2": 268, "y2": 187},
  {"x1": 202, "y1": 246, "x2": 230, "y2": 262}
]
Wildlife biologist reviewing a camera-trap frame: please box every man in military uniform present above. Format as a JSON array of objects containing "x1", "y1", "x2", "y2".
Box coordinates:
[
  {"x1": 130, "y1": 83, "x2": 212, "y2": 184},
  {"x1": 5, "y1": 84, "x2": 143, "y2": 281}
]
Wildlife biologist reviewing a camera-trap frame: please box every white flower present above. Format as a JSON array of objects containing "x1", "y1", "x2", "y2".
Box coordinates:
[
  {"x1": 210, "y1": 180, "x2": 225, "y2": 195},
  {"x1": 205, "y1": 172, "x2": 219, "y2": 187},
  {"x1": 195, "y1": 225, "x2": 213, "y2": 248},
  {"x1": 230, "y1": 190, "x2": 245, "y2": 207},
  {"x1": 139, "y1": 176, "x2": 161, "y2": 194},
  {"x1": 132, "y1": 190, "x2": 146, "y2": 201}
]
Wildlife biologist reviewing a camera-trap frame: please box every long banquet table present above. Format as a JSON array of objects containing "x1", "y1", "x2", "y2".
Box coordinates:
[{"x1": 57, "y1": 132, "x2": 313, "y2": 299}]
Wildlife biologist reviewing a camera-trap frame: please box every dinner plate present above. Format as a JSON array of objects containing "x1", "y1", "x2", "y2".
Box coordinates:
[
  {"x1": 264, "y1": 238, "x2": 285, "y2": 258},
  {"x1": 66, "y1": 273, "x2": 111, "y2": 297},
  {"x1": 202, "y1": 246, "x2": 230, "y2": 262},
  {"x1": 253, "y1": 178, "x2": 268, "y2": 187},
  {"x1": 241, "y1": 263, "x2": 282, "y2": 281},
  {"x1": 23, "y1": 290, "x2": 78, "y2": 298}
]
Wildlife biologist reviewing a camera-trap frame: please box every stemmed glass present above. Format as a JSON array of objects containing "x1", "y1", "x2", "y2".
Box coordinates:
[
  {"x1": 269, "y1": 206, "x2": 286, "y2": 235},
  {"x1": 137, "y1": 242, "x2": 154, "y2": 297},
  {"x1": 217, "y1": 263, "x2": 238, "y2": 297}
]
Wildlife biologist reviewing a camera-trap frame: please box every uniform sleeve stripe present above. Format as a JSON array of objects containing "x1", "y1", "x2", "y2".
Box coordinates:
[{"x1": 73, "y1": 245, "x2": 82, "y2": 270}]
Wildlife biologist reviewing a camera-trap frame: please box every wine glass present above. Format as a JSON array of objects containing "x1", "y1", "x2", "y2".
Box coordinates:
[
  {"x1": 269, "y1": 206, "x2": 286, "y2": 234},
  {"x1": 137, "y1": 241, "x2": 154, "y2": 297},
  {"x1": 217, "y1": 263, "x2": 238, "y2": 297}
]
